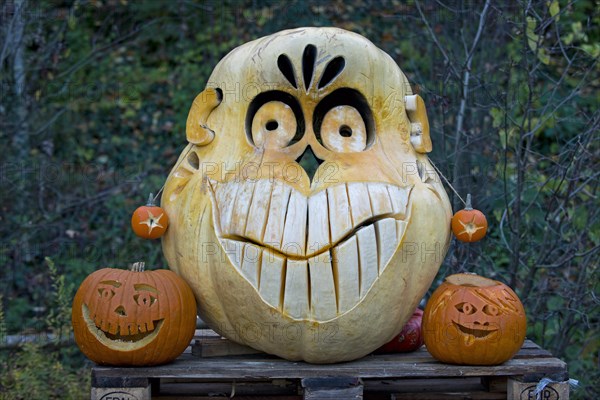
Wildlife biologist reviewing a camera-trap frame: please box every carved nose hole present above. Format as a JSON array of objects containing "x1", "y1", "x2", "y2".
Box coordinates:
[
  {"x1": 296, "y1": 146, "x2": 323, "y2": 183},
  {"x1": 339, "y1": 125, "x2": 352, "y2": 137},
  {"x1": 115, "y1": 306, "x2": 127, "y2": 317},
  {"x1": 266, "y1": 120, "x2": 278, "y2": 131}
]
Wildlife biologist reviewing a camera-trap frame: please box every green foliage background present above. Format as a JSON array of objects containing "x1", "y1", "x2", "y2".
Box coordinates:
[{"x1": 0, "y1": 0, "x2": 597, "y2": 398}]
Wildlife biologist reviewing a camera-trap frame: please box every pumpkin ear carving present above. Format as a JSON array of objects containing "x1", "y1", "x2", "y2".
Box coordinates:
[
  {"x1": 404, "y1": 94, "x2": 432, "y2": 153},
  {"x1": 186, "y1": 87, "x2": 222, "y2": 145}
]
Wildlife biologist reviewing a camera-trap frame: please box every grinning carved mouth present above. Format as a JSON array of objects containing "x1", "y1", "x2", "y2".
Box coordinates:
[
  {"x1": 82, "y1": 304, "x2": 163, "y2": 351},
  {"x1": 207, "y1": 179, "x2": 412, "y2": 322},
  {"x1": 453, "y1": 321, "x2": 498, "y2": 338}
]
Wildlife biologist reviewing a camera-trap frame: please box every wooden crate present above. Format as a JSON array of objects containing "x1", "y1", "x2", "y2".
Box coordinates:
[{"x1": 91, "y1": 331, "x2": 569, "y2": 400}]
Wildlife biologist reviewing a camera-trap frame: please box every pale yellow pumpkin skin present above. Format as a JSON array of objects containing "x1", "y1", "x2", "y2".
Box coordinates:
[{"x1": 162, "y1": 27, "x2": 452, "y2": 363}]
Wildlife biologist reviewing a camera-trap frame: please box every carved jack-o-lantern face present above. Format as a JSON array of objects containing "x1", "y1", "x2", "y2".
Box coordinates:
[
  {"x1": 72, "y1": 265, "x2": 196, "y2": 366},
  {"x1": 449, "y1": 291, "x2": 505, "y2": 342},
  {"x1": 84, "y1": 278, "x2": 162, "y2": 348},
  {"x1": 422, "y1": 273, "x2": 527, "y2": 365},
  {"x1": 162, "y1": 27, "x2": 453, "y2": 363}
]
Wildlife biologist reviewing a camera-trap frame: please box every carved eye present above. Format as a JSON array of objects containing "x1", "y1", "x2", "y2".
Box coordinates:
[
  {"x1": 483, "y1": 304, "x2": 500, "y2": 316},
  {"x1": 313, "y1": 88, "x2": 374, "y2": 152},
  {"x1": 98, "y1": 287, "x2": 116, "y2": 300},
  {"x1": 251, "y1": 101, "x2": 297, "y2": 149},
  {"x1": 320, "y1": 105, "x2": 367, "y2": 153},
  {"x1": 134, "y1": 292, "x2": 157, "y2": 307},
  {"x1": 455, "y1": 302, "x2": 476, "y2": 315}
]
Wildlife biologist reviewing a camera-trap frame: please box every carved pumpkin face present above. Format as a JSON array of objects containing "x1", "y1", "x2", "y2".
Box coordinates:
[
  {"x1": 72, "y1": 265, "x2": 197, "y2": 366},
  {"x1": 422, "y1": 273, "x2": 527, "y2": 365},
  {"x1": 162, "y1": 27, "x2": 453, "y2": 363}
]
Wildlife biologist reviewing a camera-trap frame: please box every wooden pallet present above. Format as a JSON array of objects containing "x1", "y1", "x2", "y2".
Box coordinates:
[{"x1": 91, "y1": 331, "x2": 569, "y2": 400}]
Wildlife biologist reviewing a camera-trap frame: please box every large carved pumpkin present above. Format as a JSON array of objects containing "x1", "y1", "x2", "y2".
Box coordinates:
[
  {"x1": 422, "y1": 273, "x2": 527, "y2": 365},
  {"x1": 72, "y1": 263, "x2": 197, "y2": 366},
  {"x1": 162, "y1": 27, "x2": 453, "y2": 363}
]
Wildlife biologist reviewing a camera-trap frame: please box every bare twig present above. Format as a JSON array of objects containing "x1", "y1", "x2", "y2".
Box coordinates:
[{"x1": 415, "y1": 0, "x2": 460, "y2": 79}]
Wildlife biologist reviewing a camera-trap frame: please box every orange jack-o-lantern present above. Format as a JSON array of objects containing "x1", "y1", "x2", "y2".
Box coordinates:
[
  {"x1": 451, "y1": 194, "x2": 487, "y2": 242},
  {"x1": 131, "y1": 194, "x2": 169, "y2": 239},
  {"x1": 422, "y1": 273, "x2": 526, "y2": 365},
  {"x1": 72, "y1": 262, "x2": 196, "y2": 366}
]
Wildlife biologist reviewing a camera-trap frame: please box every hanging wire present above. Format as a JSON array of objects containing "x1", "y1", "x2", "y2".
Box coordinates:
[
  {"x1": 151, "y1": 144, "x2": 196, "y2": 205},
  {"x1": 428, "y1": 158, "x2": 467, "y2": 207}
]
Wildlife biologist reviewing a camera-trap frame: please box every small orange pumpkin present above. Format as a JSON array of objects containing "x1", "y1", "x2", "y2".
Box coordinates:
[
  {"x1": 72, "y1": 262, "x2": 197, "y2": 366},
  {"x1": 451, "y1": 194, "x2": 487, "y2": 242},
  {"x1": 422, "y1": 273, "x2": 526, "y2": 365},
  {"x1": 131, "y1": 194, "x2": 169, "y2": 239}
]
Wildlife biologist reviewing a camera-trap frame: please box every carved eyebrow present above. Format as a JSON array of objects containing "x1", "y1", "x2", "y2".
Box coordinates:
[
  {"x1": 134, "y1": 284, "x2": 159, "y2": 294},
  {"x1": 318, "y1": 56, "x2": 345, "y2": 89},
  {"x1": 100, "y1": 280, "x2": 122, "y2": 288},
  {"x1": 302, "y1": 44, "x2": 317, "y2": 91},
  {"x1": 277, "y1": 54, "x2": 297, "y2": 89}
]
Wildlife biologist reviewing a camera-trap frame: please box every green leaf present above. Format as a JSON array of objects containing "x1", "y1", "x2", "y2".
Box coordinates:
[
  {"x1": 67, "y1": 14, "x2": 77, "y2": 30},
  {"x1": 490, "y1": 107, "x2": 504, "y2": 128},
  {"x1": 537, "y1": 48, "x2": 551, "y2": 65},
  {"x1": 582, "y1": 43, "x2": 600, "y2": 58},
  {"x1": 498, "y1": 127, "x2": 516, "y2": 150},
  {"x1": 526, "y1": 17, "x2": 550, "y2": 64},
  {"x1": 548, "y1": 0, "x2": 560, "y2": 20},
  {"x1": 526, "y1": 17, "x2": 539, "y2": 52}
]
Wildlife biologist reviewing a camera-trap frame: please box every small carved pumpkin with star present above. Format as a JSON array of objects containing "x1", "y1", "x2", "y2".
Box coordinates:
[
  {"x1": 451, "y1": 194, "x2": 487, "y2": 242},
  {"x1": 131, "y1": 196, "x2": 169, "y2": 239}
]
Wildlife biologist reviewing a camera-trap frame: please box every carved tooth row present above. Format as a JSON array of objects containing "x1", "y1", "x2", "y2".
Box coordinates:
[
  {"x1": 220, "y1": 217, "x2": 409, "y2": 321},
  {"x1": 214, "y1": 181, "x2": 411, "y2": 257},
  {"x1": 93, "y1": 317, "x2": 154, "y2": 337}
]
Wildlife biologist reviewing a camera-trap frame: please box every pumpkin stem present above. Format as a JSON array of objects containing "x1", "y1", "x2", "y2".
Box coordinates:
[
  {"x1": 464, "y1": 193, "x2": 473, "y2": 210},
  {"x1": 146, "y1": 193, "x2": 155, "y2": 207},
  {"x1": 130, "y1": 262, "x2": 145, "y2": 272}
]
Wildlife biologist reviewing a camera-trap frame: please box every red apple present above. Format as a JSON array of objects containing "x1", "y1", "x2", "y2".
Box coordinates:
[{"x1": 375, "y1": 308, "x2": 424, "y2": 353}]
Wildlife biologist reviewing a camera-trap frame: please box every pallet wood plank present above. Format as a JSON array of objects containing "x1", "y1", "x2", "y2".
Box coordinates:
[
  {"x1": 364, "y1": 377, "x2": 486, "y2": 393},
  {"x1": 302, "y1": 377, "x2": 362, "y2": 400},
  {"x1": 91, "y1": 385, "x2": 151, "y2": 400},
  {"x1": 507, "y1": 378, "x2": 569, "y2": 400},
  {"x1": 91, "y1": 336, "x2": 568, "y2": 400},
  {"x1": 157, "y1": 380, "x2": 297, "y2": 396},
  {"x1": 192, "y1": 337, "x2": 262, "y2": 357},
  {"x1": 481, "y1": 377, "x2": 508, "y2": 393},
  {"x1": 392, "y1": 392, "x2": 506, "y2": 400},
  {"x1": 154, "y1": 397, "x2": 301, "y2": 400},
  {"x1": 92, "y1": 355, "x2": 567, "y2": 380}
]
